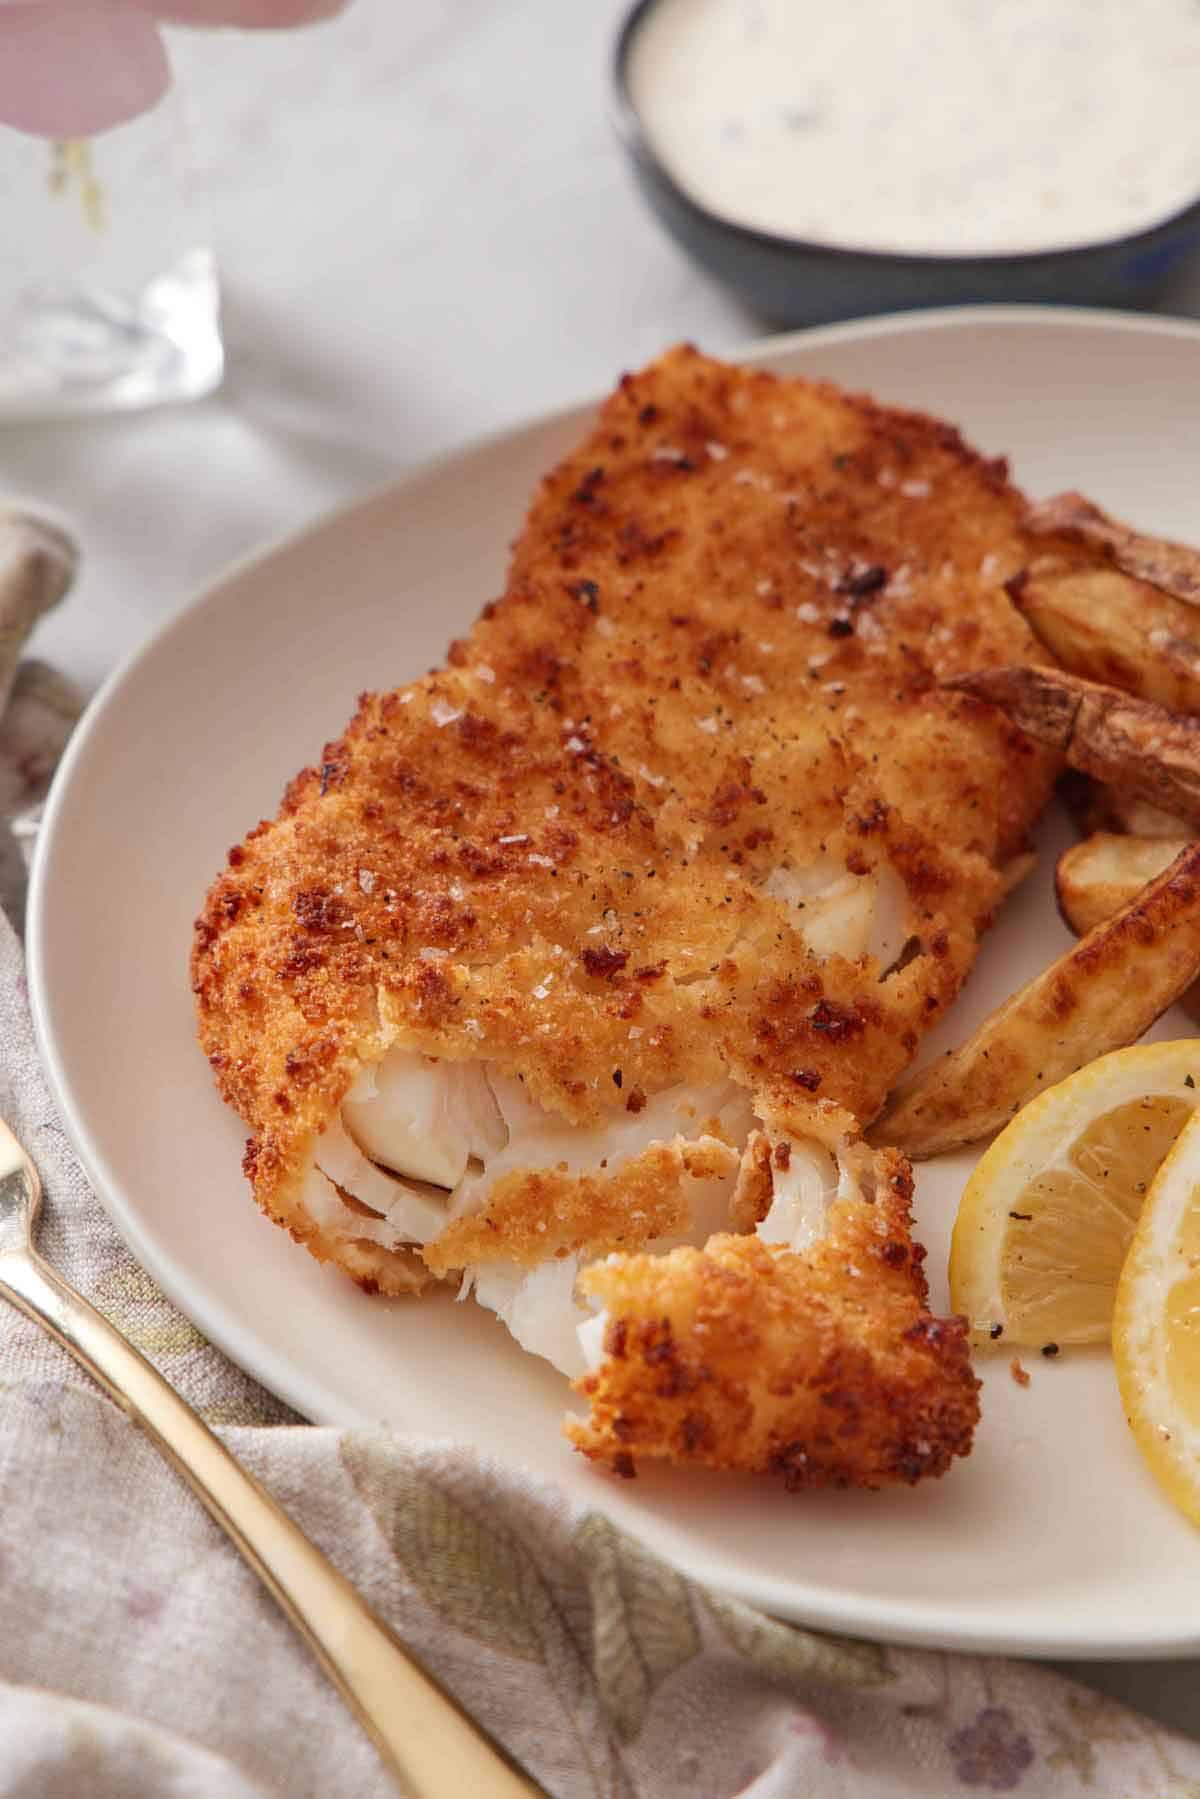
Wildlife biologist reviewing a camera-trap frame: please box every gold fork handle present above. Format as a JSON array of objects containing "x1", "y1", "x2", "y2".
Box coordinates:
[{"x1": 0, "y1": 1247, "x2": 546, "y2": 1798}]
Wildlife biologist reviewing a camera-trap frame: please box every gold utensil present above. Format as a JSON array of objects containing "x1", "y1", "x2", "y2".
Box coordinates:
[{"x1": 0, "y1": 1118, "x2": 545, "y2": 1797}]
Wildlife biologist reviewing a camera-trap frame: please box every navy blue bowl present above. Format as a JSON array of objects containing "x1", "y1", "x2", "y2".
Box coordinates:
[{"x1": 614, "y1": 0, "x2": 1200, "y2": 328}]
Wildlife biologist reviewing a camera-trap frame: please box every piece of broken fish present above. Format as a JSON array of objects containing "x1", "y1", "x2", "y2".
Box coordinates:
[{"x1": 193, "y1": 345, "x2": 1061, "y2": 1487}]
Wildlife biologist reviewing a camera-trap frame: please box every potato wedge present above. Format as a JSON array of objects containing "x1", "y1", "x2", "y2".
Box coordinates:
[
  {"x1": 946, "y1": 666, "x2": 1200, "y2": 829},
  {"x1": 1061, "y1": 773, "x2": 1193, "y2": 840},
  {"x1": 1055, "y1": 832, "x2": 1200, "y2": 1028},
  {"x1": 1056, "y1": 832, "x2": 1193, "y2": 935},
  {"x1": 1026, "y1": 493, "x2": 1200, "y2": 607},
  {"x1": 1012, "y1": 563, "x2": 1200, "y2": 714},
  {"x1": 873, "y1": 840, "x2": 1200, "y2": 1159}
]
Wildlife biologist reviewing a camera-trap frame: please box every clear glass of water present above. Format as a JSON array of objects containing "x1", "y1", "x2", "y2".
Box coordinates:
[{"x1": 0, "y1": 93, "x2": 223, "y2": 419}]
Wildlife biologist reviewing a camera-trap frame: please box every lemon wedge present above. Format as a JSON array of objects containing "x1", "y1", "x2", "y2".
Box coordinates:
[
  {"x1": 1114, "y1": 1105, "x2": 1200, "y2": 1523},
  {"x1": 949, "y1": 1042, "x2": 1200, "y2": 1348}
]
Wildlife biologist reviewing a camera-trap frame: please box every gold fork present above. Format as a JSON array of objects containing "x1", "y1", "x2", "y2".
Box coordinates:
[{"x1": 0, "y1": 1118, "x2": 546, "y2": 1797}]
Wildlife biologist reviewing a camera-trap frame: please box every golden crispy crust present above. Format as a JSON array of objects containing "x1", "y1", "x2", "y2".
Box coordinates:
[
  {"x1": 424, "y1": 1136, "x2": 736, "y2": 1276},
  {"x1": 569, "y1": 1151, "x2": 979, "y2": 1486},
  {"x1": 193, "y1": 346, "x2": 1057, "y2": 1286}
]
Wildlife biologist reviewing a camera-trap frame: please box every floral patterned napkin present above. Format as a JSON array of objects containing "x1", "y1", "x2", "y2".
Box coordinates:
[{"x1": 1, "y1": 513, "x2": 1198, "y2": 1798}]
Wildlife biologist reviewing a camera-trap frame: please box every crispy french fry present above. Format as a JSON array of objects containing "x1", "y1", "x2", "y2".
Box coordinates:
[
  {"x1": 1026, "y1": 492, "x2": 1200, "y2": 607},
  {"x1": 873, "y1": 840, "x2": 1200, "y2": 1159},
  {"x1": 1056, "y1": 831, "x2": 1192, "y2": 935},
  {"x1": 1012, "y1": 563, "x2": 1200, "y2": 714},
  {"x1": 946, "y1": 665, "x2": 1200, "y2": 828}
]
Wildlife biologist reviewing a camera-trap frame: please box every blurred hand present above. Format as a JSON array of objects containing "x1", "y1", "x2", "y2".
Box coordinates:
[{"x1": 0, "y1": 0, "x2": 350, "y2": 137}]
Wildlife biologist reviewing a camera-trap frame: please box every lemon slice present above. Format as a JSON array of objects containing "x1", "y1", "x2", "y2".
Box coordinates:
[
  {"x1": 1114, "y1": 1106, "x2": 1200, "y2": 1523},
  {"x1": 949, "y1": 1042, "x2": 1200, "y2": 1348}
]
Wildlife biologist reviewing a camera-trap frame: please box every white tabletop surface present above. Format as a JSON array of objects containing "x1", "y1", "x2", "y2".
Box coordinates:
[{"x1": 2, "y1": 0, "x2": 1198, "y2": 1740}]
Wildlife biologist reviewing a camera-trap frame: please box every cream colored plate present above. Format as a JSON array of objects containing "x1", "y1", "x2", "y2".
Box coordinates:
[{"x1": 29, "y1": 307, "x2": 1200, "y2": 1657}]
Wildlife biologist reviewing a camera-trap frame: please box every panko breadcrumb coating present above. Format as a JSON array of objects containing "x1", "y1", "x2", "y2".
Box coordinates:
[
  {"x1": 193, "y1": 345, "x2": 1066, "y2": 1488},
  {"x1": 570, "y1": 1151, "x2": 976, "y2": 1486}
]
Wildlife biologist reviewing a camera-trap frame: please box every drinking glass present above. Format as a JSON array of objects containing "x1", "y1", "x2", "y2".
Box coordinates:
[{"x1": 0, "y1": 91, "x2": 223, "y2": 418}]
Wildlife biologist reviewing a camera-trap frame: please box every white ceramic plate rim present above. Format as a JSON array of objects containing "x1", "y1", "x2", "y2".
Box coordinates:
[{"x1": 28, "y1": 305, "x2": 1200, "y2": 1659}]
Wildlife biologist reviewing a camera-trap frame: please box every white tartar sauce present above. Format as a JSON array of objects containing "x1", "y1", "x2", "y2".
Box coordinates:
[{"x1": 628, "y1": 0, "x2": 1200, "y2": 256}]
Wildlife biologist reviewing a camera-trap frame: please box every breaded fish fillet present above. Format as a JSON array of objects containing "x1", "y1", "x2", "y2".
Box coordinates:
[{"x1": 193, "y1": 346, "x2": 1059, "y2": 1486}]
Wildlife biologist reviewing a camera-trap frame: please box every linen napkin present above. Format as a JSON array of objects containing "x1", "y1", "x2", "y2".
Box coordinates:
[{"x1": 2, "y1": 517, "x2": 1199, "y2": 1798}]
